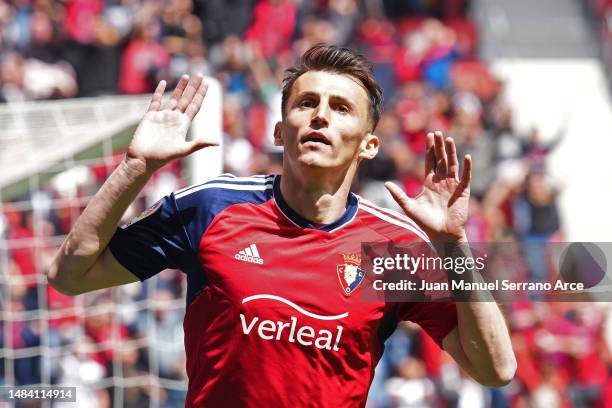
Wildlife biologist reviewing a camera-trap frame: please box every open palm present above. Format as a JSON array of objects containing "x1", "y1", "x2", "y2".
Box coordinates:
[
  {"x1": 127, "y1": 74, "x2": 218, "y2": 172},
  {"x1": 386, "y1": 131, "x2": 472, "y2": 243}
]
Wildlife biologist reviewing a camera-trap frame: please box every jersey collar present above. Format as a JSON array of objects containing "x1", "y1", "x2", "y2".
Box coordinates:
[{"x1": 272, "y1": 175, "x2": 359, "y2": 232}]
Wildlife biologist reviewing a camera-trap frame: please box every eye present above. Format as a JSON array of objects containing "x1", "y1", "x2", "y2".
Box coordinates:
[
  {"x1": 299, "y1": 99, "x2": 315, "y2": 108},
  {"x1": 335, "y1": 104, "x2": 350, "y2": 113}
]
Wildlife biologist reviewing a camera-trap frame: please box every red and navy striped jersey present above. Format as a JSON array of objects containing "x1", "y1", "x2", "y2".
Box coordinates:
[{"x1": 109, "y1": 174, "x2": 457, "y2": 407}]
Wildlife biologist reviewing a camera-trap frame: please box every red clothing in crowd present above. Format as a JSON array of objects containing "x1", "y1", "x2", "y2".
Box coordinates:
[
  {"x1": 9, "y1": 227, "x2": 37, "y2": 287},
  {"x1": 245, "y1": 0, "x2": 296, "y2": 58},
  {"x1": 118, "y1": 40, "x2": 170, "y2": 95},
  {"x1": 65, "y1": 0, "x2": 102, "y2": 44}
]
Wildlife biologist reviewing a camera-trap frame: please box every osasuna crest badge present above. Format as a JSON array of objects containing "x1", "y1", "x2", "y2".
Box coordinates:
[{"x1": 337, "y1": 254, "x2": 365, "y2": 296}]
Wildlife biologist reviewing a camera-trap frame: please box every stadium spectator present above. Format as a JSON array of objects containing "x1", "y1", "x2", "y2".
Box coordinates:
[
  {"x1": 384, "y1": 356, "x2": 434, "y2": 407},
  {"x1": 513, "y1": 169, "x2": 561, "y2": 286},
  {"x1": 245, "y1": 0, "x2": 297, "y2": 58},
  {"x1": 118, "y1": 18, "x2": 170, "y2": 95}
]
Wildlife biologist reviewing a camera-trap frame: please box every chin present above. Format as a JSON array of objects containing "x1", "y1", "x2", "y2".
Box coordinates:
[
  {"x1": 297, "y1": 157, "x2": 330, "y2": 168},
  {"x1": 296, "y1": 152, "x2": 327, "y2": 167}
]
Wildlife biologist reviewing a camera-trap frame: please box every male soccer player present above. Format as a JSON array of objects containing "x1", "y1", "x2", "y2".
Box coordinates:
[{"x1": 48, "y1": 45, "x2": 516, "y2": 406}]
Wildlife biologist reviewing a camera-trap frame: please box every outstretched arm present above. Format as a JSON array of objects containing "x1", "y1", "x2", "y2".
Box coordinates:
[
  {"x1": 47, "y1": 75, "x2": 217, "y2": 295},
  {"x1": 385, "y1": 131, "x2": 516, "y2": 387}
]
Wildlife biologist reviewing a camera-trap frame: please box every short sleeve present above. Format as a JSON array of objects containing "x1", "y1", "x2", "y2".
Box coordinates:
[
  {"x1": 109, "y1": 194, "x2": 193, "y2": 281},
  {"x1": 396, "y1": 301, "x2": 458, "y2": 348}
]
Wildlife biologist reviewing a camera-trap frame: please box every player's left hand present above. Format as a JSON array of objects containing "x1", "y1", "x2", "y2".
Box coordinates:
[{"x1": 385, "y1": 131, "x2": 471, "y2": 243}]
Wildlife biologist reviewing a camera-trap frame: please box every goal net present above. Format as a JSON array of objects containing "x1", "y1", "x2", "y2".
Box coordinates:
[{"x1": 0, "y1": 80, "x2": 222, "y2": 407}]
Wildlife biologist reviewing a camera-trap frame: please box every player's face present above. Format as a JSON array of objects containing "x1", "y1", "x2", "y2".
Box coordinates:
[{"x1": 275, "y1": 70, "x2": 378, "y2": 171}]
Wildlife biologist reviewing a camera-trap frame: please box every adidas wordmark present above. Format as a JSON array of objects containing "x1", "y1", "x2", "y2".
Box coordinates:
[{"x1": 235, "y1": 244, "x2": 264, "y2": 264}]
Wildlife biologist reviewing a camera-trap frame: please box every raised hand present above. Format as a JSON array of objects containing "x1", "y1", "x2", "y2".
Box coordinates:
[
  {"x1": 385, "y1": 131, "x2": 472, "y2": 243},
  {"x1": 126, "y1": 74, "x2": 218, "y2": 172}
]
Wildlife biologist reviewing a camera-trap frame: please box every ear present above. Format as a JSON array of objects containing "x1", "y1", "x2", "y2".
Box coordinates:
[
  {"x1": 273, "y1": 122, "x2": 283, "y2": 146},
  {"x1": 358, "y1": 133, "x2": 379, "y2": 160}
]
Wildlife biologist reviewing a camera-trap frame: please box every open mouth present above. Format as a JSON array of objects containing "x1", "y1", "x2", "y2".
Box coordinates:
[{"x1": 301, "y1": 132, "x2": 331, "y2": 146}]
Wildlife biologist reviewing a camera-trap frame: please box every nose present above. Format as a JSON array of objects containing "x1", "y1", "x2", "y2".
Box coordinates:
[{"x1": 311, "y1": 101, "x2": 330, "y2": 127}]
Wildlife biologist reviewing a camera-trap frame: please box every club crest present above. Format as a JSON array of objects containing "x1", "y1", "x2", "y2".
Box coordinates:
[{"x1": 337, "y1": 253, "x2": 365, "y2": 296}]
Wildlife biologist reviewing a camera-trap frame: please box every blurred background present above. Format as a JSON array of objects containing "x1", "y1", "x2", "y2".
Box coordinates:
[{"x1": 2, "y1": 0, "x2": 612, "y2": 406}]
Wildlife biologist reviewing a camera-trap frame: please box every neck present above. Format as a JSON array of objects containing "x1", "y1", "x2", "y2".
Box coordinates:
[{"x1": 279, "y1": 163, "x2": 357, "y2": 225}]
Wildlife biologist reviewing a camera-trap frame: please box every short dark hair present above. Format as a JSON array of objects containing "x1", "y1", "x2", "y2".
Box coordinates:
[{"x1": 281, "y1": 44, "x2": 383, "y2": 131}]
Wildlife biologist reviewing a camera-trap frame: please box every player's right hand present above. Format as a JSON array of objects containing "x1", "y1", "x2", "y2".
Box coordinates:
[{"x1": 126, "y1": 74, "x2": 218, "y2": 173}]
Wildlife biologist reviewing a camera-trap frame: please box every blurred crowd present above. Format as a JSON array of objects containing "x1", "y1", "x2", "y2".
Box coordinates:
[{"x1": 2, "y1": 0, "x2": 610, "y2": 407}]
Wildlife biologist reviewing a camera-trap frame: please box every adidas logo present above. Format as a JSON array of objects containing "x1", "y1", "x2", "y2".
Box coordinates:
[{"x1": 235, "y1": 244, "x2": 264, "y2": 264}]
